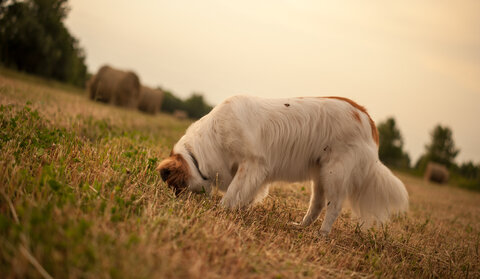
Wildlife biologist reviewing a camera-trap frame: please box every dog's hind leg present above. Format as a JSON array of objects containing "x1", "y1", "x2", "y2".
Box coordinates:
[
  {"x1": 220, "y1": 161, "x2": 267, "y2": 209},
  {"x1": 299, "y1": 179, "x2": 325, "y2": 226},
  {"x1": 318, "y1": 162, "x2": 349, "y2": 235}
]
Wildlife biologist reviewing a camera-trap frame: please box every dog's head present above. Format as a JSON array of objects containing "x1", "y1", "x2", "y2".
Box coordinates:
[
  {"x1": 157, "y1": 152, "x2": 190, "y2": 194},
  {"x1": 157, "y1": 142, "x2": 210, "y2": 194}
]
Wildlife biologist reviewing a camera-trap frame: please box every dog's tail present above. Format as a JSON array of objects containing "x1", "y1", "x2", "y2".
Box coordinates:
[{"x1": 349, "y1": 160, "x2": 409, "y2": 225}]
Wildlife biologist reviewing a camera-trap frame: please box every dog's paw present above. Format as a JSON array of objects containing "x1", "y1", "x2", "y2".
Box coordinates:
[
  {"x1": 219, "y1": 199, "x2": 232, "y2": 209},
  {"x1": 319, "y1": 230, "x2": 330, "y2": 238},
  {"x1": 220, "y1": 197, "x2": 239, "y2": 210},
  {"x1": 288, "y1": 221, "x2": 310, "y2": 230}
]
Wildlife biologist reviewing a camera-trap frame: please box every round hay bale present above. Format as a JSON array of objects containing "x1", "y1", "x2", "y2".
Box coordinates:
[
  {"x1": 138, "y1": 86, "x2": 164, "y2": 114},
  {"x1": 88, "y1": 65, "x2": 141, "y2": 108},
  {"x1": 173, "y1": 110, "x2": 188, "y2": 120},
  {"x1": 424, "y1": 162, "x2": 449, "y2": 184},
  {"x1": 87, "y1": 65, "x2": 112, "y2": 103}
]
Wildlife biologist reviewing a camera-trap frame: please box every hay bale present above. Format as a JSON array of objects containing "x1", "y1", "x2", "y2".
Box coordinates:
[
  {"x1": 88, "y1": 65, "x2": 141, "y2": 108},
  {"x1": 137, "y1": 86, "x2": 164, "y2": 114},
  {"x1": 173, "y1": 110, "x2": 188, "y2": 120},
  {"x1": 87, "y1": 66, "x2": 109, "y2": 102},
  {"x1": 424, "y1": 162, "x2": 449, "y2": 184}
]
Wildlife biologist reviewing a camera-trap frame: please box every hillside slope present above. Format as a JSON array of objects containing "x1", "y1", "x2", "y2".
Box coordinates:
[{"x1": 1, "y1": 73, "x2": 479, "y2": 278}]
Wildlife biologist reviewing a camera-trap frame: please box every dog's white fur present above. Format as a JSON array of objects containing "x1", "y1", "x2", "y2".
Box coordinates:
[{"x1": 158, "y1": 95, "x2": 409, "y2": 234}]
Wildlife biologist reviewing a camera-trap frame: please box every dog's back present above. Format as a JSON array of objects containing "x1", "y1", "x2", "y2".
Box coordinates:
[{"x1": 212, "y1": 96, "x2": 377, "y2": 180}]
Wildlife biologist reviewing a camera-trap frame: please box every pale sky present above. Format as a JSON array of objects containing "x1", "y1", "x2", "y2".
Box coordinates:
[{"x1": 65, "y1": 0, "x2": 480, "y2": 164}]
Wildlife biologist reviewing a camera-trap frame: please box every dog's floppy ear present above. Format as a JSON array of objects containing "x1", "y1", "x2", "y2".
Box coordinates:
[{"x1": 157, "y1": 153, "x2": 190, "y2": 192}]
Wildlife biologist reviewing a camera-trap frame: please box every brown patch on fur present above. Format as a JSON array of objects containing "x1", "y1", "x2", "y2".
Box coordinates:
[
  {"x1": 326, "y1": 96, "x2": 379, "y2": 146},
  {"x1": 157, "y1": 153, "x2": 190, "y2": 192},
  {"x1": 284, "y1": 103, "x2": 290, "y2": 107},
  {"x1": 352, "y1": 110, "x2": 361, "y2": 123}
]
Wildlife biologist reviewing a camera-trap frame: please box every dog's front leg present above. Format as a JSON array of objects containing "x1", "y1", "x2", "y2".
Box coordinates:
[{"x1": 220, "y1": 161, "x2": 267, "y2": 209}]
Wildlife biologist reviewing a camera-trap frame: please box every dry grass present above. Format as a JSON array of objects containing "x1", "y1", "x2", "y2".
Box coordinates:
[{"x1": 1, "y1": 72, "x2": 479, "y2": 278}]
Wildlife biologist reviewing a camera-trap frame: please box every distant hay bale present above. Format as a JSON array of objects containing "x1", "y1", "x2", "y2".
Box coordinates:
[
  {"x1": 87, "y1": 67, "x2": 109, "y2": 102},
  {"x1": 173, "y1": 110, "x2": 188, "y2": 120},
  {"x1": 137, "y1": 86, "x2": 164, "y2": 114},
  {"x1": 88, "y1": 65, "x2": 141, "y2": 108},
  {"x1": 424, "y1": 162, "x2": 449, "y2": 184}
]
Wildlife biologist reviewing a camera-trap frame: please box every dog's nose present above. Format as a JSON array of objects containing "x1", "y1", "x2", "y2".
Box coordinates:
[{"x1": 160, "y1": 168, "x2": 171, "y2": 181}]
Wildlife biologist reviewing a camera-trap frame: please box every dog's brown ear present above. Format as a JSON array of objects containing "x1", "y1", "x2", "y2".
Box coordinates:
[
  {"x1": 157, "y1": 154, "x2": 190, "y2": 192},
  {"x1": 157, "y1": 157, "x2": 175, "y2": 181}
]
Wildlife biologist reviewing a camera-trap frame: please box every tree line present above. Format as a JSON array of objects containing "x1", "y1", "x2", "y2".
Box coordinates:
[
  {"x1": 0, "y1": 0, "x2": 87, "y2": 87},
  {"x1": 160, "y1": 91, "x2": 213, "y2": 120},
  {"x1": 378, "y1": 117, "x2": 480, "y2": 191}
]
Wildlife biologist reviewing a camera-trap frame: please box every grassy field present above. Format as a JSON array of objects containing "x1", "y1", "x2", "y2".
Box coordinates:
[{"x1": 1, "y1": 71, "x2": 479, "y2": 278}]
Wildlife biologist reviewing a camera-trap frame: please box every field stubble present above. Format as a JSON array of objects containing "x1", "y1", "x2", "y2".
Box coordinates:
[{"x1": 0, "y1": 73, "x2": 479, "y2": 278}]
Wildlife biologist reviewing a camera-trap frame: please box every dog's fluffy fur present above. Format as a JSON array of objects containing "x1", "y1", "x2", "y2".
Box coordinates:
[{"x1": 158, "y1": 95, "x2": 408, "y2": 234}]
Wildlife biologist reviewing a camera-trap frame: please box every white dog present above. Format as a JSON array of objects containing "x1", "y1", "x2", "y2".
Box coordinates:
[{"x1": 157, "y1": 95, "x2": 408, "y2": 235}]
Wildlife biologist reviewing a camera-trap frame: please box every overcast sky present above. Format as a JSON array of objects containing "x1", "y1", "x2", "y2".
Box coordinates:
[{"x1": 65, "y1": 0, "x2": 480, "y2": 164}]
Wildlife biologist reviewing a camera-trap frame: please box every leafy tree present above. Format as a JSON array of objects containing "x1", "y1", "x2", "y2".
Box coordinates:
[
  {"x1": 424, "y1": 125, "x2": 459, "y2": 168},
  {"x1": 184, "y1": 93, "x2": 212, "y2": 119},
  {"x1": 161, "y1": 91, "x2": 185, "y2": 114},
  {"x1": 378, "y1": 117, "x2": 410, "y2": 168},
  {"x1": 458, "y1": 161, "x2": 479, "y2": 180},
  {"x1": 161, "y1": 91, "x2": 212, "y2": 119},
  {"x1": 0, "y1": 0, "x2": 87, "y2": 87},
  {"x1": 416, "y1": 125, "x2": 459, "y2": 171}
]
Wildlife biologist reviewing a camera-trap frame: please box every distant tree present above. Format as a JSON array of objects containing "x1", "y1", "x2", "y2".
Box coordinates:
[
  {"x1": 184, "y1": 93, "x2": 212, "y2": 119},
  {"x1": 160, "y1": 91, "x2": 212, "y2": 119},
  {"x1": 161, "y1": 90, "x2": 185, "y2": 114},
  {"x1": 378, "y1": 117, "x2": 410, "y2": 168},
  {"x1": 0, "y1": 0, "x2": 87, "y2": 87},
  {"x1": 458, "y1": 161, "x2": 479, "y2": 180},
  {"x1": 417, "y1": 125, "x2": 459, "y2": 169}
]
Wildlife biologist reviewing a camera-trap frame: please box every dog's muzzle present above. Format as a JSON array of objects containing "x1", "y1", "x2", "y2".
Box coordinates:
[
  {"x1": 160, "y1": 168, "x2": 171, "y2": 182},
  {"x1": 158, "y1": 167, "x2": 185, "y2": 195}
]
